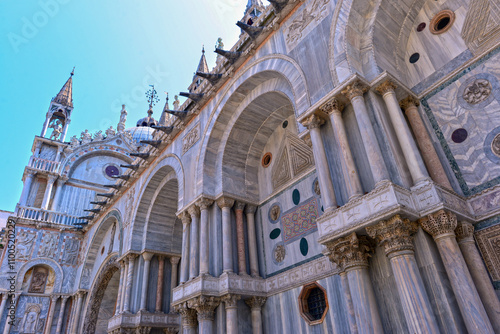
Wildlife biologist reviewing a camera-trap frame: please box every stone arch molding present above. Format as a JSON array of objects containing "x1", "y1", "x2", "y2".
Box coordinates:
[
  {"x1": 16, "y1": 258, "x2": 63, "y2": 293},
  {"x1": 196, "y1": 55, "x2": 309, "y2": 197}
]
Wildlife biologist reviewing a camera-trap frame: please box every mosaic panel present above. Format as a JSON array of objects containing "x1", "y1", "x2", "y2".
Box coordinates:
[{"x1": 280, "y1": 197, "x2": 318, "y2": 244}]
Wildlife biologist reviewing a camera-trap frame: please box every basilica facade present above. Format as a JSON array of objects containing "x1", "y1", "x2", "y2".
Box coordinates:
[{"x1": 1, "y1": 0, "x2": 500, "y2": 333}]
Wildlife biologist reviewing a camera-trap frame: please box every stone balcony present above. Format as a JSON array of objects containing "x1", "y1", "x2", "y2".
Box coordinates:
[
  {"x1": 28, "y1": 156, "x2": 61, "y2": 173},
  {"x1": 317, "y1": 180, "x2": 473, "y2": 244},
  {"x1": 107, "y1": 312, "x2": 180, "y2": 332},
  {"x1": 16, "y1": 205, "x2": 85, "y2": 226}
]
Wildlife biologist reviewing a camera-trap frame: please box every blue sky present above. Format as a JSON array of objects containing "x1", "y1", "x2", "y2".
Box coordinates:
[{"x1": 0, "y1": 0, "x2": 251, "y2": 211}]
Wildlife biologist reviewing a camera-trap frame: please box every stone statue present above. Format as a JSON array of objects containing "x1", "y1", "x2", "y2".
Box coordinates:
[
  {"x1": 117, "y1": 105, "x2": 127, "y2": 132},
  {"x1": 70, "y1": 135, "x2": 79, "y2": 148},
  {"x1": 80, "y1": 129, "x2": 92, "y2": 145},
  {"x1": 173, "y1": 95, "x2": 180, "y2": 111},
  {"x1": 216, "y1": 37, "x2": 224, "y2": 50},
  {"x1": 48, "y1": 120, "x2": 62, "y2": 141},
  {"x1": 105, "y1": 126, "x2": 116, "y2": 137},
  {"x1": 93, "y1": 130, "x2": 104, "y2": 141},
  {"x1": 23, "y1": 312, "x2": 37, "y2": 333}
]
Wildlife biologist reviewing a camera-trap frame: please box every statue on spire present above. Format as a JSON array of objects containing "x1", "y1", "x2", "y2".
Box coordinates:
[
  {"x1": 117, "y1": 105, "x2": 127, "y2": 133},
  {"x1": 48, "y1": 119, "x2": 63, "y2": 141}
]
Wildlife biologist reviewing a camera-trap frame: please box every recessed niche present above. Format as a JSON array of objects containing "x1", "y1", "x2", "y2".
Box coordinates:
[
  {"x1": 430, "y1": 10, "x2": 455, "y2": 35},
  {"x1": 262, "y1": 152, "x2": 272, "y2": 168}
]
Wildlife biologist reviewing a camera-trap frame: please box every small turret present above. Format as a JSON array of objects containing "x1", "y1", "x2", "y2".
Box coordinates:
[{"x1": 189, "y1": 47, "x2": 209, "y2": 93}]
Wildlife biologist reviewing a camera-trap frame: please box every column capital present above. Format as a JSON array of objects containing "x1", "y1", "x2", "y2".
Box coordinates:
[
  {"x1": 366, "y1": 215, "x2": 418, "y2": 257},
  {"x1": 245, "y1": 204, "x2": 257, "y2": 214},
  {"x1": 187, "y1": 204, "x2": 200, "y2": 218},
  {"x1": 302, "y1": 113, "x2": 325, "y2": 130},
  {"x1": 196, "y1": 197, "x2": 214, "y2": 210},
  {"x1": 375, "y1": 80, "x2": 397, "y2": 96},
  {"x1": 173, "y1": 302, "x2": 197, "y2": 328},
  {"x1": 170, "y1": 256, "x2": 180, "y2": 265},
  {"x1": 341, "y1": 81, "x2": 368, "y2": 100},
  {"x1": 163, "y1": 328, "x2": 179, "y2": 334},
  {"x1": 319, "y1": 97, "x2": 344, "y2": 115},
  {"x1": 245, "y1": 296, "x2": 266, "y2": 309},
  {"x1": 399, "y1": 95, "x2": 420, "y2": 110},
  {"x1": 127, "y1": 253, "x2": 139, "y2": 262},
  {"x1": 455, "y1": 221, "x2": 475, "y2": 243},
  {"x1": 50, "y1": 295, "x2": 60, "y2": 303},
  {"x1": 234, "y1": 201, "x2": 246, "y2": 211},
  {"x1": 187, "y1": 295, "x2": 221, "y2": 321},
  {"x1": 178, "y1": 211, "x2": 191, "y2": 225},
  {"x1": 221, "y1": 294, "x2": 241, "y2": 309},
  {"x1": 324, "y1": 233, "x2": 374, "y2": 271},
  {"x1": 142, "y1": 252, "x2": 154, "y2": 261},
  {"x1": 217, "y1": 196, "x2": 235, "y2": 209},
  {"x1": 419, "y1": 209, "x2": 457, "y2": 239},
  {"x1": 119, "y1": 259, "x2": 127, "y2": 268},
  {"x1": 47, "y1": 174, "x2": 58, "y2": 184}
]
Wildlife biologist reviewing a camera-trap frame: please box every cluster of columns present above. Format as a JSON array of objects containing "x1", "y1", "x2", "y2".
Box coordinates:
[
  {"x1": 302, "y1": 79, "x2": 452, "y2": 211},
  {"x1": 178, "y1": 196, "x2": 260, "y2": 283},
  {"x1": 174, "y1": 294, "x2": 266, "y2": 334},
  {"x1": 324, "y1": 210, "x2": 499, "y2": 334},
  {"x1": 115, "y1": 253, "x2": 180, "y2": 315}
]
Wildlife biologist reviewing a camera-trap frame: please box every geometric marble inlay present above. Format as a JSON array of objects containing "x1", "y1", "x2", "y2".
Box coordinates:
[
  {"x1": 280, "y1": 197, "x2": 318, "y2": 244},
  {"x1": 475, "y1": 223, "x2": 500, "y2": 281}
]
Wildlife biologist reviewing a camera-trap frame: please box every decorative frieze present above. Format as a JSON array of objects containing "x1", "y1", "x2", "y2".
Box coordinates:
[
  {"x1": 182, "y1": 123, "x2": 200, "y2": 155},
  {"x1": 366, "y1": 215, "x2": 418, "y2": 256}
]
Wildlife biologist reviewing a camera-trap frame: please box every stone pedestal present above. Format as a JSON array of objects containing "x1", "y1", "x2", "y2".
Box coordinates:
[
  {"x1": 217, "y1": 197, "x2": 235, "y2": 273},
  {"x1": 198, "y1": 198, "x2": 213, "y2": 275},
  {"x1": 188, "y1": 205, "x2": 200, "y2": 280},
  {"x1": 456, "y1": 221, "x2": 500, "y2": 333},
  {"x1": 245, "y1": 297, "x2": 266, "y2": 334},
  {"x1": 367, "y1": 215, "x2": 439, "y2": 333},
  {"x1": 222, "y1": 294, "x2": 240, "y2": 334},
  {"x1": 420, "y1": 210, "x2": 494, "y2": 334},
  {"x1": 245, "y1": 205, "x2": 260, "y2": 277}
]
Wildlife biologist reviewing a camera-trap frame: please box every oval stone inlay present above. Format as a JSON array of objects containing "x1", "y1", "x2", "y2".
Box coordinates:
[
  {"x1": 270, "y1": 228, "x2": 281, "y2": 240},
  {"x1": 300, "y1": 238, "x2": 308, "y2": 256},
  {"x1": 452, "y1": 128, "x2": 468, "y2": 143},
  {"x1": 292, "y1": 189, "x2": 300, "y2": 205}
]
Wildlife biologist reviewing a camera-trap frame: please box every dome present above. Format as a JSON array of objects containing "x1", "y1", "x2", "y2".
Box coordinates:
[
  {"x1": 136, "y1": 116, "x2": 158, "y2": 127},
  {"x1": 125, "y1": 126, "x2": 155, "y2": 145}
]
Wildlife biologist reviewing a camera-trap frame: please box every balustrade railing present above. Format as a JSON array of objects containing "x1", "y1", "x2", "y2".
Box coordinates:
[
  {"x1": 28, "y1": 156, "x2": 61, "y2": 173},
  {"x1": 17, "y1": 206, "x2": 84, "y2": 226}
]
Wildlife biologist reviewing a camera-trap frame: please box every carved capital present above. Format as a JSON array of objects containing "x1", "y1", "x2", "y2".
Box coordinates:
[
  {"x1": 142, "y1": 252, "x2": 154, "y2": 262},
  {"x1": 302, "y1": 114, "x2": 325, "y2": 130},
  {"x1": 245, "y1": 204, "x2": 257, "y2": 214},
  {"x1": 366, "y1": 215, "x2": 418, "y2": 257},
  {"x1": 319, "y1": 98, "x2": 344, "y2": 115},
  {"x1": 47, "y1": 174, "x2": 58, "y2": 184},
  {"x1": 163, "y1": 328, "x2": 179, "y2": 334},
  {"x1": 119, "y1": 259, "x2": 127, "y2": 268},
  {"x1": 234, "y1": 201, "x2": 246, "y2": 211},
  {"x1": 399, "y1": 96, "x2": 420, "y2": 111},
  {"x1": 187, "y1": 204, "x2": 200, "y2": 218},
  {"x1": 245, "y1": 296, "x2": 266, "y2": 310},
  {"x1": 170, "y1": 256, "x2": 180, "y2": 265},
  {"x1": 187, "y1": 295, "x2": 221, "y2": 321},
  {"x1": 178, "y1": 211, "x2": 191, "y2": 225},
  {"x1": 341, "y1": 81, "x2": 368, "y2": 100},
  {"x1": 221, "y1": 294, "x2": 240, "y2": 309},
  {"x1": 375, "y1": 80, "x2": 397, "y2": 96},
  {"x1": 50, "y1": 295, "x2": 59, "y2": 303},
  {"x1": 324, "y1": 233, "x2": 374, "y2": 272},
  {"x1": 217, "y1": 196, "x2": 235, "y2": 209},
  {"x1": 455, "y1": 221, "x2": 475, "y2": 243},
  {"x1": 419, "y1": 209, "x2": 457, "y2": 239},
  {"x1": 127, "y1": 253, "x2": 138, "y2": 262},
  {"x1": 173, "y1": 302, "x2": 197, "y2": 328},
  {"x1": 197, "y1": 197, "x2": 214, "y2": 211}
]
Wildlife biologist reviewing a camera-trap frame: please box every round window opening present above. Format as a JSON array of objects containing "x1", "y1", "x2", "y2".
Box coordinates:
[
  {"x1": 430, "y1": 10, "x2": 455, "y2": 35},
  {"x1": 262, "y1": 152, "x2": 272, "y2": 168},
  {"x1": 105, "y1": 165, "x2": 120, "y2": 178},
  {"x1": 298, "y1": 282, "x2": 329, "y2": 325}
]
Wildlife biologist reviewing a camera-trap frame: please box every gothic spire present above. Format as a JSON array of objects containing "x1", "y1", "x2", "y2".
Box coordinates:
[
  {"x1": 53, "y1": 67, "x2": 74, "y2": 108},
  {"x1": 246, "y1": 0, "x2": 263, "y2": 12},
  {"x1": 196, "y1": 46, "x2": 209, "y2": 74},
  {"x1": 159, "y1": 93, "x2": 170, "y2": 126}
]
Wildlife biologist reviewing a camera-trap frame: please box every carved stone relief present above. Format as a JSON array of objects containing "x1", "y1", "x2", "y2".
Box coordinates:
[
  {"x1": 16, "y1": 229, "x2": 37, "y2": 261},
  {"x1": 462, "y1": 79, "x2": 492, "y2": 104},
  {"x1": 108, "y1": 223, "x2": 116, "y2": 254},
  {"x1": 28, "y1": 267, "x2": 48, "y2": 293},
  {"x1": 38, "y1": 232, "x2": 59, "y2": 258},
  {"x1": 274, "y1": 243, "x2": 286, "y2": 263},
  {"x1": 61, "y1": 238, "x2": 80, "y2": 266},
  {"x1": 182, "y1": 123, "x2": 200, "y2": 154},
  {"x1": 21, "y1": 304, "x2": 41, "y2": 334},
  {"x1": 492, "y1": 133, "x2": 500, "y2": 158},
  {"x1": 475, "y1": 223, "x2": 500, "y2": 281}
]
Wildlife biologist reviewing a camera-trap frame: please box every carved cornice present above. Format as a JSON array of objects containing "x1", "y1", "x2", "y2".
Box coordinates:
[
  {"x1": 419, "y1": 209, "x2": 457, "y2": 239},
  {"x1": 319, "y1": 97, "x2": 344, "y2": 115},
  {"x1": 366, "y1": 215, "x2": 418, "y2": 257},
  {"x1": 216, "y1": 196, "x2": 235, "y2": 209},
  {"x1": 196, "y1": 198, "x2": 214, "y2": 211},
  {"x1": 341, "y1": 81, "x2": 368, "y2": 100},
  {"x1": 324, "y1": 233, "x2": 374, "y2": 272},
  {"x1": 173, "y1": 302, "x2": 197, "y2": 328},
  {"x1": 455, "y1": 221, "x2": 475, "y2": 243},
  {"x1": 187, "y1": 295, "x2": 221, "y2": 321},
  {"x1": 221, "y1": 294, "x2": 240, "y2": 309},
  {"x1": 375, "y1": 80, "x2": 397, "y2": 96},
  {"x1": 245, "y1": 296, "x2": 266, "y2": 310},
  {"x1": 399, "y1": 96, "x2": 420, "y2": 110},
  {"x1": 302, "y1": 114, "x2": 325, "y2": 130}
]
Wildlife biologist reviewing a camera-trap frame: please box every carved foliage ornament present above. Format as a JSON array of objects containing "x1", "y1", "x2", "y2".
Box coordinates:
[
  {"x1": 419, "y1": 209, "x2": 457, "y2": 238},
  {"x1": 274, "y1": 244, "x2": 286, "y2": 263},
  {"x1": 325, "y1": 233, "x2": 374, "y2": 271},
  {"x1": 187, "y1": 295, "x2": 221, "y2": 321},
  {"x1": 182, "y1": 124, "x2": 200, "y2": 154},
  {"x1": 173, "y1": 302, "x2": 197, "y2": 328},
  {"x1": 462, "y1": 79, "x2": 492, "y2": 104},
  {"x1": 366, "y1": 215, "x2": 418, "y2": 256}
]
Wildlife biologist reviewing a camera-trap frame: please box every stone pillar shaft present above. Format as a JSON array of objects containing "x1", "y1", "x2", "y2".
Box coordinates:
[
  {"x1": 41, "y1": 116, "x2": 50, "y2": 137},
  {"x1": 456, "y1": 222, "x2": 500, "y2": 332},
  {"x1": 50, "y1": 179, "x2": 66, "y2": 211},
  {"x1": 115, "y1": 261, "x2": 125, "y2": 315},
  {"x1": 401, "y1": 97, "x2": 452, "y2": 189},
  {"x1": 235, "y1": 202, "x2": 247, "y2": 275},
  {"x1": 421, "y1": 210, "x2": 494, "y2": 334},
  {"x1": 188, "y1": 206, "x2": 200, "y2": 280},
  {"x1": 19, "y1": 172, "x2": 35, "y2": 207},
  {"x1": 120, "y1": 260, "x2": 129, "y2": 312},
  {"x1": 377, "y1": 83, "x2": 428, "y2": 184},
  {"x1": 170, "y1": 257, "x2": 180, "y2": 307},
  {"x1": 246, "y1": 297, "x2": 266, "y2": 334},
  {"x1": 342, "y1": 82, "x2": 389, "y2": 186},
  {"x1": 61, "y1": 119, "x2": 70, "y2": 142},
  {"x1": 156, "y1": 256, "x2": 165, "y2": 312},
  {"x1": 140, "y1": 252, "x2": 153, "y2": 311},
  {"x1": 179, "y1": 213, "x2": 191, "y2": 283},
  {"x1": 43, "y1": 296, "x2": 58, "y2": 334},
  {"x1": 245, "y1": 206, "x2": 259, "y2": 277},
  {"x1": 339, "y1": 272, "x2": 358, "y2": 333},
  {"x1": 218, "y1": 197, "x2": 235, "y2": 273},
  {"x1": 223, "y1": 294, "x2": 240, "y2": 334},
  {"x1": 198, "y1": 198, "x2": 213, "y2": 275},
  {"x1": 70, "y1": 293, "x2": 84, "y2": 334},
  {"x1": 0, "y1": 295, "x2": 7, "y2": 325},
  {"x1": 41, "y1": 176, "x2": 57, "y2": 210},
  {"x1": 123, "y1": 254, "x2": 137, "y2": 313},
  {"x1": 55, "y1": 296, "x2": 69, "y2": 334}
]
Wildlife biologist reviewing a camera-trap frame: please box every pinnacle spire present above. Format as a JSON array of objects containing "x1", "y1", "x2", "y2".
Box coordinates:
[
  {"x1": 159, "y1": 93, "x2": 170, "y2": 126},
  {"x1": 196, "y1": 46, "x2": 209, "y2": 74},
  {"x1": 246, "y1": 0, "x2": 263, "y2": 12},
  {"x1": 53, "y1": 68, "x2": 74, "y2": 108}
]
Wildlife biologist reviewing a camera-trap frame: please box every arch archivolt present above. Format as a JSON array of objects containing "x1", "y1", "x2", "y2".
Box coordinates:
[{"x1": 16, "y1": 258, "x2": 63, "y2": 293}]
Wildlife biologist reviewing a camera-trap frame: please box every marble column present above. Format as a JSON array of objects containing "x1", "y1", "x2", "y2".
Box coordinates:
[
  {"x1": 61, "y1": 119, "x2": 71, "y2": 142},
  {"x1": 400, "y1": 96, "x2": 452, "y2": 189},
  {"x1": 0, "y1": 294, "x2": 7, "y2": 326},
  {"x1": 123, "y1": 254, "x2": 138, "y2": 313},
  {"x1": 179, "y1": 212, "x2": 191, "y2": 283},
  {"x1": 420, "y1": 210, "x2": 494, "y2": 334},
  {"x1": 456, "y1": 221, "x2": 500, "y2": 332},
  {"x1": 217, "y1": 197, "x2": 235, "y2": 273},
  {"x1": 376, "y1": 81, "x2": 428, "y2": 184},
  {"x1": 198, "y1": 198, "x2": 214, "y2": 275},
  {"x1": 302, "y1": 114, "x2": 338, "y2": 210},
  {"x1": 70, "y1": 292, "x2": 85, "y2": 334},
  {"x1": 245, "y1": 205, "x2": 260, "y2": 277},
  {"x1": 170, "y1": 257, "x2": 180, "y2": 306},
  {"x1": 19, "y1": 170, "x2": 36, "y2": 207},
  {"x1": 223, "y1": 294, "x2": 240, "y2": 334},
  {"x1": 41, "y1": 175, "x2": 57, "y2": 210},
  {"x1": 321, "y1": 97, "x2": 363, "y2": 200},
  {"x1": 41, "y1": 115, "x2": 50, "y2": 137},
  {"x1": 120, "y1": 260, "x2": 129, "y2": 312},
  {"x1": 188, "y1": 205, "x2": 200, "y2": 280},
  {"x1": 115, "y1": 260, "x2": 126, "y2": 315},
  {"x1": 245, "y1": 297, "x2": 266, "y2": 334},
  {"x1": 367, "y1": 215, "x2": 439, "y2": 333},
  {"x1": 50, "y1": 178, "x2": 67, "y2": 211},
  {"x1": 339, "y1": 272, "x2": 358, "y2": 333},
  {"x1": 156, "y1": 256, "x2": 165, "y2": 312},
  {"x1": 188, "y1": 296, "x2": 220, "y2": 334},
  {"x1": 173, "y1": 303, "x2": 197, "y2": 334},
  {"x1": 43, "y1": 295, "x2": 59, "y2": 334},
  {"x1": 140, "y1": 252, "x2": 154, "y2": 311},
  {"x1": 325, "y1": 233, "x2": 383, "y2": 334},
  {"x1": 55, "y1": 296, "x2": 69, "y2": 334},
  {"x1": 342, "y1": 81, "x2": 389, "y2": 186},
  {"x1": 235, "y1": 202, "x2": 248, "y2": 275}
]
